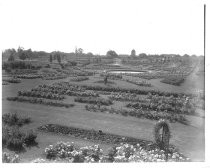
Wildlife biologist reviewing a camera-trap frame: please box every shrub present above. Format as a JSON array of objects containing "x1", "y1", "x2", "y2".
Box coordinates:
[
  {"x1": 3, "y1": 126, "x2": 38, "y2": 151},
  {"x1": 2, "y1": 113, "x2": 31, "y2": 127},
  {"x1": 3, "y1": 126, "x2": 25, "y2": 150},
  {"x1": 24, "y1": 130, "x2": 37, "y2": 146},
  {"x1": 2, "y1": 152, "x2": 20, "y2": 163}
]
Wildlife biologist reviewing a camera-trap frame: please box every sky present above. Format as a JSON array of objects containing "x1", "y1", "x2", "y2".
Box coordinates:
[{"x1": 0, "y1": 0, "x2": 205, "y2": 55}]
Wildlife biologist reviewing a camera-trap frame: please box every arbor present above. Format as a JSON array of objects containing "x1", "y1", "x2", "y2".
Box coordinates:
[
  {"x1": 131, "y1": 49, "x2": 136, "y2": 57},
  {"x1": 106, "y1": 50, "x2": 118, "y2": 57}
]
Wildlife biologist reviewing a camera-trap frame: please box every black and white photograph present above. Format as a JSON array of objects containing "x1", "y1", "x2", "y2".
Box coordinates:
[{"x1": 0, "y1": 0, "x2": 208, "y2": 166}]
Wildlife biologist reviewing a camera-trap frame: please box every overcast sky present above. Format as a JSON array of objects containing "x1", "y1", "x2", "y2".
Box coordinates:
[{"x1": 0, "y1": 0, "x2": 205, "y2": 55}]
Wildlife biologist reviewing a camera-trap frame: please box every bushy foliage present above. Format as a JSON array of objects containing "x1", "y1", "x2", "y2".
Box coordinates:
[
  {"x1": 2, "y1": 113, "x2": 31, "y2": 127},
  {"x1": 24, "y1": 130, "x2": 37, "y2": 146},
  {"x1": 3, "y1": 126, "x2": 37, "y2": 151},
  {"x1": 2, "y1": 152, "x2": 20, "y2": 163},
  {"x1": 2, "y1": 126, "x2": 25, "y2": 150}
]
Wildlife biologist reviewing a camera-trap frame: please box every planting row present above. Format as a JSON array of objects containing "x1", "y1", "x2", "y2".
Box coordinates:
[
  {"x1": 7, "y1": 96, "x2": 75, "y2": 108},
  {"x1": 75, "y1": 97, "x2": 113, "y2": 106},
  {"x1": 76, "y1": 83, "x2": 194, "y2": 98},
  {"x1": 70, "y1": 76, "x2": 89, "y2": 82},
  {"x1": 160, "y1": 76, "x2": 185, "y2": 86},
  {"x1": 125, "y1": 78, "x2": 152, "y2": 87},
  {"x1": 38, "y1": 124, "x2": 153, "y2": 145},
  {"x1": 3, "y1": 78, "x2": 21, "y2": 83},
  {"x1": 31, "y1": 84, "x2": 98, "y2": 97},
  {"x1": 18, "y1": 90, "x2": 65, "y2": 100},
  {"x1": 15, "y1": 74, "x2": 42, "y2": 79},
  {"x1": 126, "y1": 102, "x2": 195, "y2": 115},
  {"x1": 85, "y1": 105, "x2": 188, "y2": 125},
  {"x1": 108, "y1": 92, "x2": 147, "y2": 102}
]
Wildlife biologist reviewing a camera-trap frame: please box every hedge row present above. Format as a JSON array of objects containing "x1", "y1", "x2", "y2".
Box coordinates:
[{"x1": 7, "y1": 96, "x2": 74, "y2": 108}]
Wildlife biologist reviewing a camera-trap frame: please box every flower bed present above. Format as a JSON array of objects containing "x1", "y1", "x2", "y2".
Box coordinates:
[
  {"x1": 7, "y1": 96, "x2": 75, "y2": 108},
  {"x1": 160, "y1": 76, "x2": 185, "y2": 86},
  {"x1": 18, "y1": 90, "x2": 65, "y2": 100},
  {"x1": 75, "y1": 97, "x2": 113, "y2": 106},
  {"x1": 3, "y1": 78, "x2": 21, "y2": 83},
  {"x1": 85, "y1": 105, "x2": 188, "y2": 125},
  {"x1": 38, "y1": 124, "x2": 154, "y2": 145},
  {"x1": 37, "y1": 125, "x2": 190, "y2": 162},
  {"x1": 15, "y1": 74, "x2": 42, "y2": 79},
  {"x1": 108, "y1": 92, "x2": 148, "y2": 102},
  {"x1": 125, "y1": 79, "x2": 152, "y2": 87},
  {"x1": 66, "y1": 90, "x2": 99, "y2": 97},
  {"x1": 126, "y1": 94, "x2": 196, "y2": 115},
  {"x1": 100, "y1": 73, "x2": 123, "y2": 80},
  {"x1": 71, "y1": 76, "x2": 89, "y2": 82},
  {"x1": 77, "y1": 84, "x2": 194, "y2": 98}
]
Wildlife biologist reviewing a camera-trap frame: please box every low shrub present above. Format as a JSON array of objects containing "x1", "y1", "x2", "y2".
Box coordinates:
[
  {"x1": 3, "y1": 126, "x2": 38, "y2": 151},
  {"x1": 24, "y1": 130, "x2": 37, "y2": 146},
  {"x1": 2, "y1": 113, "x2": 31, "y2": 127},
  {"x1": 3, "y1": 126, "x2": 25, "y2": 150},
  {"x1": 2, "y1": 152, "x2": 20, "y2": 163}
]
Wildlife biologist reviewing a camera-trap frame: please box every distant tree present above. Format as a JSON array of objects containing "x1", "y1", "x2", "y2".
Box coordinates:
[
  {"x1": 139, "y1": 53, "x2": 147, "y2": 57},
  {"x1": 131, "y1": 49, "x2": 136, "y2": 57},
  {"x1": 18, "y1": 47, "x2": 27, "y2": 60},
  {"x1": 49, "y1": 54, "x2": 53, "y2": 63},
  {"x1": 7, "y1": 49, "x2": 16, "y2": 62},
  {"x1": 57, "y1": 53, "x2": 61, "y2": 64},
  {"x1": 78, "y1": 48, "x2": 83, "y2": 54},
  {"x1": 86, "y1": 52, "x2": 93, "y2": 57},
  {"x1": 106, "y1": 50, "x2": 118, "y2": 57}
]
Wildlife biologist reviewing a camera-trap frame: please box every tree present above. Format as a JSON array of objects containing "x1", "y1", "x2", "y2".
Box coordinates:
[
  {"x1": 56, "y1": 53, "x2": 61, "y2": 64},
  {"x1": 139, "y1": 53, "x2": 147, "y2": 57},
  {"x1": 131, "y1": 49, "x2": 136, "y2": 57},
  {"x1": 17, "y1": 47, "x2": 27, "y2": 60},
  {"x1": 49, "y1": 54, "x2": 53, "y2": 63},
  {"x1": 77, "y1": 48, "x2": 83, "y2": 54},
  {"x1": 106, "y1": 50, "x2": 118, "y2": 57},
  {"x1": 7, "y1": 49, "x2": 16, "y2": 62}
]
